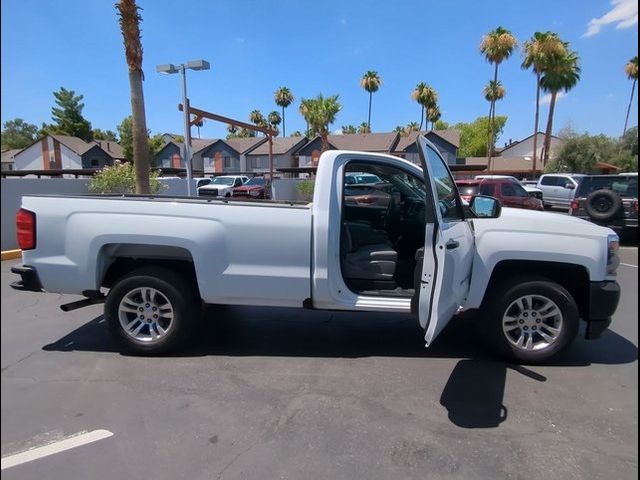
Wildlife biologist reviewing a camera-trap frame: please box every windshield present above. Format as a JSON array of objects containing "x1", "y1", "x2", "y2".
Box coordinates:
[
  {"x1": 211, "y1": 177, "x2": 235, "y2": 186},
  {"x1": 345, "y1": 173, "x2": 383, "y2": 185},
  {"x1": 244, "y1": 178, "x2": 265, "y2": 186}
]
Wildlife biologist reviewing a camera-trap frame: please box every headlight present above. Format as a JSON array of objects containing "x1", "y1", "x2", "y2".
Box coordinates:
[{"x1": 607, "y1": 234, "x2": 620, "y2": 275}]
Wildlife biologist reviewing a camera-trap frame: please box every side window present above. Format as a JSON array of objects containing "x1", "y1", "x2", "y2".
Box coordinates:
[
  {"x1": 501, "y1": 182, "x2": 516, "y2": 196},
  {"x1": 424, "y1": 145, "x2": 463, "y2": 221},
  {"x1": 540, "y1": 176, "x2": 557, "y2": 186},
  {"x1": 234, "y1": 178, "x2": 242, "y2": 187},
  {"x1": 479, "y1": 183, "x2": 495, "y2": 196}
]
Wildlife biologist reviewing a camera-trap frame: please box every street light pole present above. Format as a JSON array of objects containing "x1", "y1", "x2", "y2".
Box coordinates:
[
  {"x1": 179, "y1": 65, "x2": 193, "y2": 196},
  {"x1": 156, "y1": 60, "x2": 210, "y2": 197}
]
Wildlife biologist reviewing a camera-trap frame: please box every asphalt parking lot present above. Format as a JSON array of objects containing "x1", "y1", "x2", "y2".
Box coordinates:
[{"x1": 1, "y1": 248, "x2": 637, "y2": 480}]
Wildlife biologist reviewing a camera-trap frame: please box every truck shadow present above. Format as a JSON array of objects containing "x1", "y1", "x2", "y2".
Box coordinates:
[
  {"x1": 43, "y1": 305, "x2": 637, "y2": 366},
  {"x1": 43, "y1": 306, "x2": 637, "y2": 429}
]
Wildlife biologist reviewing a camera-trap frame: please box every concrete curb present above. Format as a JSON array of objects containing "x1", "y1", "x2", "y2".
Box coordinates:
[{"x1": 1, "y1": 250, "x2": 22, "y2": 261}]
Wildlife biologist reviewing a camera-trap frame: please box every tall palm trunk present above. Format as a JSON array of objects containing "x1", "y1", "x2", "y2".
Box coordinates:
[
  {"x1": 623, "y1": 78, "x2": 637, "y2": 136},
  {"x1": 486, "y1": 100, "x2": 495, "y2": 171},
  {"x1": 367, "y1": 91, "x2": 372, "y2": 130},
  {"x1": 129, "y1": 70, "x2": 150, "y2": 193},
  {"x1": 320, "y1": 133, "x2": 330, "y2": 152},
  {"x1": 487, "y1": 63, "x2": 499, "y2": 172},
  {"x1": 542, "y1": 90, "x2": 558, "y2": 165},
  {"x1": 419, "y1": 105, "x2": 424, "y2": 130},
  {"x1": 117, "y1": 0, "x2": 150, "y2": 194},
  {"x1": 531, "y1": 72, "x2": 541, "y2": 177},
  {"x1": 281, "y1": 105, "x2": 286, "y2": 137}
]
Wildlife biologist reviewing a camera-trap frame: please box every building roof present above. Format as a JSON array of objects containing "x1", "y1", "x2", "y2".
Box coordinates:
[
  {"x1": 395, "y1": 129, "x2": 461, "y2": 151},
  {"x1": 498, "y1": 131, "x2": 560, "y2": 154},
  {"x1": 246, "y1": 136, "x2": 308, "y2": 155},
  {"x1": 224, "y1": 136, "x2": 268, "y2": 154},
  {"x1": 50, "y1": 134, "x2": 96, "y2": 155},
  {"x1": 1, "y1": 149, "x2": 21, "y2": 163},
  {"x1": 326, "y1": 132, "x2": 399, "y2": 152},
  {"x1": 92, "y1": 140, "x2": 125, "y2": 159},
  {"x1": 191, "y1": 138, "x2": 218, "y2": 154}
]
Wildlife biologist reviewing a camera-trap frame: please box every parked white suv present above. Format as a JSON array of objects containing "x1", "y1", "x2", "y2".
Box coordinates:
[
  {"x1": 537, "y1": 173, "x2": 586, "y2": 209},
  {"x1": 197, "y1": 175, "x2": 249, "y2": 197}
]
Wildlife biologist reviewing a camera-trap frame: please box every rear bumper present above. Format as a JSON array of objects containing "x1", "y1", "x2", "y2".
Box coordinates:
[
  {"x1": 585, "y1": 281, "x2": 620, "y2": 340},
  {"x1": 10, "y1": 265, "x2": 44, "y2": 292}
]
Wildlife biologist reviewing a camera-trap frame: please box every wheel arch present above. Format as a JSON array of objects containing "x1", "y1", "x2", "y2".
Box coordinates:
[
  {"x1": 480, "y1": 260, "x2": 590, "y2": 320},
  {"x1": 98, "y1": 243, "x2": 200, "y2": 299}
]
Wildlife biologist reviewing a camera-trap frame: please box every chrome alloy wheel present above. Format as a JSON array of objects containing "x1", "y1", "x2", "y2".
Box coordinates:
[
  {"x1": 501, "y1": 294, "x2": 563, "y2": 352},
  {"x1": 118, "y1": 287, "x2": 174, "y2": 343}
]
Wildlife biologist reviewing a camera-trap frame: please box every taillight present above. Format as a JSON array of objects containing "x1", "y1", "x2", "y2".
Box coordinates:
[
  {"x1": 16, "y1": 209, "x2": 36, "y2": 250},
  {"x1": 569, "y1": 199, "x2": 579, "y2": 214}
]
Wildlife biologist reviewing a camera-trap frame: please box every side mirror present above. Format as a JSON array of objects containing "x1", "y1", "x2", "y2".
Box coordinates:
[
  {"x1": 565, "y1": 183, "x2": 576, "y2": 190},
  {"x1": 470, "y1": 195, "x2": 502, "y2": 218}
]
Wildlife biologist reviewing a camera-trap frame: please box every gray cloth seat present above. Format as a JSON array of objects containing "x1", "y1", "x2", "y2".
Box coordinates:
[{"x1": 341, "y1": 223, "x2": 397, "y2": 281}]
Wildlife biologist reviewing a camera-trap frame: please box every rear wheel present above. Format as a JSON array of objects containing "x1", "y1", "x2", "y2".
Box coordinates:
[
  {"x1": 483, "y1": 278, "x2": 579, "y2": 364},
  {"x1": 105, "y1": 267, "x2": 198, "y2": 354}
]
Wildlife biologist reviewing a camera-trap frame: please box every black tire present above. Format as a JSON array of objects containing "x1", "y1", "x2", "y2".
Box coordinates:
[
  {"x1": 585, "y1": 189, "x2": 623, "y2": 222},
  {"x1": 105, "y1": 267, "x2": 199, "y2": 355},
  {"x1": 482, "y1": 277, "x2": 579, "y2": 364}
]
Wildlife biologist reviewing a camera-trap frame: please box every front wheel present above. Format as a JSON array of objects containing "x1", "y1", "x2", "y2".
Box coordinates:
[
  {"x1": 483, "y1": 278, "x2": 579, "y2": 364},
  {"x1": 105, "y1": 267, "x2": 198, "y2": 355}
]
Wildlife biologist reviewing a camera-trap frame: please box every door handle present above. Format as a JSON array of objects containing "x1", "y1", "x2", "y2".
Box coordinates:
[{"x1": 446, "y1": 240, "x2": 460, "y2": 250}]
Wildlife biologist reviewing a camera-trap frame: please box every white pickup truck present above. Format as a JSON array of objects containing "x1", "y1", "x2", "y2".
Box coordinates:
[{"x1": 11, "y1": 137, "x2": 621, "y2": 363}]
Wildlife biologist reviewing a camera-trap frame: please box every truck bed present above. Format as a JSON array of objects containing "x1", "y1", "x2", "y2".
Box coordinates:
[{"x1": 20, "y1": 194, "x2": 313, "y2": 307}]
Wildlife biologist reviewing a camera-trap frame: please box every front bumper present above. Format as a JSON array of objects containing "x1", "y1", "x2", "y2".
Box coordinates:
[
  {"x1": 585, "y1": 281, "x2": 621, "y2": 340},
  {"x1": 10, "y1": 265, "x2": 44, "y2": 292}
]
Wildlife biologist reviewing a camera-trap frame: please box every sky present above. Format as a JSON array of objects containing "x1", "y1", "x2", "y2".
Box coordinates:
[{"x1": 1, "y1": 0, "x2": 638, "y2": 146}]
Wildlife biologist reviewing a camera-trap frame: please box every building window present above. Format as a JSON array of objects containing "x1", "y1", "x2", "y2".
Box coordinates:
[
  {"x1": 223, "y1": 156, "x2": 233, "y2": 169},
  {"x1": 91, "y1": 158, "x2": 100, "y2": 167}
]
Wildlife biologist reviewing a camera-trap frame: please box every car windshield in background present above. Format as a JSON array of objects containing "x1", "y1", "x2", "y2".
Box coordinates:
[
  {"x1": 212, "y1": 177, "x2": 235, "y2": 185},
  {"x1": 345, "y1": 173, "x2": 383, "y2": 185},
  {"x1": 578, "y1": 176, "x2": 638, "y2": 197},
  {"x1": 244, "y1": 178, "x2": 265, "y2": 186}
]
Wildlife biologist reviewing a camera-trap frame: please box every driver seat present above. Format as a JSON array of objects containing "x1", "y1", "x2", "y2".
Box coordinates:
[{"x1": 341, "y1": 223, "x2": 397, "y2": 287}]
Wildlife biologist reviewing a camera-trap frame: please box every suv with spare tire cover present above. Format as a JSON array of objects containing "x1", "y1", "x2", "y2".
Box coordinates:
[{"x1": 569, "y1": 173, "x2": 638, "y2": 233}]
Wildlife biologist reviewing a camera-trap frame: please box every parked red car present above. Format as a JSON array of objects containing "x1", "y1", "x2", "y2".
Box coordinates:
[
  {"x1": 233, "y1": 177, "x2": 266, "y2": 199},
  {"x1": 456, "y1": 178, "x2": 544, "y2": 210}
]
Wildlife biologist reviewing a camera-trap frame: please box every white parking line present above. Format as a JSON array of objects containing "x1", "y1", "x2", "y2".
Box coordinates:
[
  {"x1": 620, "y1": 263, "x2": 638, "y2": 268},
  {"x1": 1, "y1": 429, "x2": 113, "y2": 470}
]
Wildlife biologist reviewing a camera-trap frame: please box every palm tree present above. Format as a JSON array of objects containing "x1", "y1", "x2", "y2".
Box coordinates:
[
  {"x1": 394, "y1": 125, "x2": 406, "y2": 134},
  {"x1": 268, "y1": 111, "x2": 281, "y2": 128},
  {"x1": 483, "y1": 80, "x2": 506, "y2": 168},
  {"x1": 274, "y1": 87, "x2": 294, "y2": 137},
  {"x1": 522, "y1": 31, "x2": 567, "y2": 175},
  {"x1": 360, "y1": 71, "x2": 382, "y2": 131},
  {"x1": 300, "y1": 94, "x2": 341, "y2": 152},
  {"x1": 411, "y1": 82, "x2": 438, "y2": 130},
  {"x1": 540, "y1": 48, "x2": 580, "y2": 164},
  {"x1": 406, "y1": 121, "x2": 420, "y2": 132},
  {"x1": 623, "y1": 56, "x2": 638, "y2": 136},
  {"x1": 426, "y1": 105, "x2": 441, "y2": 131},
  {"x1": 249, "y1": 109, "x2": 267, "y2": 134},
  {"x1": 299, "y1": 99, "x2": 312, "y2": 134},
  {"x1": 116, "y1": 0, "x2": 151, "y2": 193},
  {"x1": 342, "y1": 125, "x2": 357, "y2": 134},
  {"x1": 357, "y1": 122, "x2": 371, "y2": 134},
  {"x1": 480, "y1": 27, "x2": 518, "y2": 170}
]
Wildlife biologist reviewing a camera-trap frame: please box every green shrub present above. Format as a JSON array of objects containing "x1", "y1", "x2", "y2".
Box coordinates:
[
  {"x1": 296, "y1": 179, "x2": 315, "y2": 201},
  {"x1": 89, "y1": 160, "x2": 165, "y2": 194}
]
